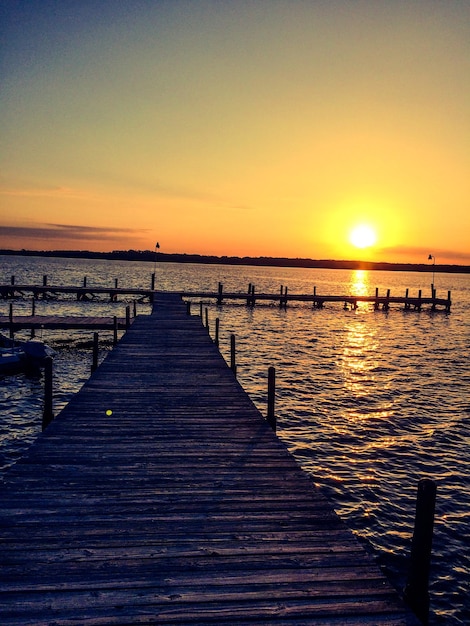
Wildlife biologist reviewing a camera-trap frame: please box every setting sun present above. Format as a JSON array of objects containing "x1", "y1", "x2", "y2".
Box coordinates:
[{"x1": 349, "y1": 225, "x2": 377, "y2": 249}]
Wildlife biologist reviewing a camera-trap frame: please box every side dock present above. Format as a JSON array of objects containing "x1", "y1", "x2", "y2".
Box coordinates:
[{"x1": 0, "y1": 293, "x2": 418, "y2": 624}]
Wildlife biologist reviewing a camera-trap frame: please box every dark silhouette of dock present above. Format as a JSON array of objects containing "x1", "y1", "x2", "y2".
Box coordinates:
[{"x1": 0, "y1": 293, "x2": 419, "y2": 624}]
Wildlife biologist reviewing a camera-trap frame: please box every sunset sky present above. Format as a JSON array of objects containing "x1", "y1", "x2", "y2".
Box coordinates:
[{"x1": 1, "y1": 0, "x2": 469, "y2": 264}]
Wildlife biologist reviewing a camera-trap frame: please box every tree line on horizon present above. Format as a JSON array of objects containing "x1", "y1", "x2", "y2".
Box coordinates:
[{"x1": 0, "y1": 248, "x2": 469, "y2": 274}]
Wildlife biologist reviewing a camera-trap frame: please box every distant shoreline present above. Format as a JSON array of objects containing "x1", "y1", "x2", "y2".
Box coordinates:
[{"x1": 1, "y1": 248, "x2": 469, "y2": 274}]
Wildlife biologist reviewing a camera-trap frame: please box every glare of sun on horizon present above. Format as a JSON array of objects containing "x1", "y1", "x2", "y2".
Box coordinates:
[{"x1": 349, "y1": 225, "x2": 377, "y2": 249}]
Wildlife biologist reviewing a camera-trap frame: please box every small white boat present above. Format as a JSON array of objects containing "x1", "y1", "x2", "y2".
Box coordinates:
[
  {"x1": 0, "y1": 334, "x2": 55, "y2": 375},
  {"x1": 0, "y1": 346, "x2": 25, "y2": 374}
]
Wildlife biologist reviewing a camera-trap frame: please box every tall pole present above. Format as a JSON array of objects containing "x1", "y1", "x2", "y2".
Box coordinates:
[{"x1": 428, "y1": 254, "x2": 435, "y2": 287}]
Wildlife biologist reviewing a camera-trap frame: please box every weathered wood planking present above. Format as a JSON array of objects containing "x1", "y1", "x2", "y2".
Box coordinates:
[
  {"x1": 0, "y1": 315, "x2": 129, "y2": 331},
  {"x1": 0, "y1": 293, "x2": 418, "y2": 625}
]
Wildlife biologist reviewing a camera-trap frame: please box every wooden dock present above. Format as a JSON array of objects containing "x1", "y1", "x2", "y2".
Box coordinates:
[
  {"x1": 0, "y1": 293, "x2": 419, "y2": 624},
  {"x1": 0, "y1": 280, "x2": 452, "y2": 311},
  {"x1": 0, "y1": 315, "x2": 130, "y2": 332}
]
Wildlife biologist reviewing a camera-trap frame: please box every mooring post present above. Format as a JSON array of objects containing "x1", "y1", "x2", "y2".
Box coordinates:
[
  {"x1": 247, "y1": 283, "x2": 252, "y2": 306},
  {"x1": 215, "y1": 317, "x2": 220, "y2": 347},
  {"x1": 417, "y1": 289, "x2": 422, "y2": 311},
  {"x1": 446, "y1": 291, "x2": 451, "y2": 312},
  {"x1": 125, "y1": 305, "x2": 130, "y2": 329},
  {"x1": 383, "y1": 288, "x2": 390, "y2": 311},
  {"x1": 374, "y1": 287, "x2": 380, "y2": 310},
  {"x1": 11, "y1": 275, "x2": 15, "y2": 285},
  {"x1": 42, "y1": 356, "x2": 54, "y2": 430},
  {"x1": 404, "y1": 478, "x2": 437, "y2": 625},
  {"x1": 186, "y1": 300, "x2": 191, "y2": 315},
  {"x1": 133, "y1": 299, "x2": 137, "y2": 317},
  {"x1": 43, "y1": 275, "x2": 47, "y2": 286},
  {"x1": 199, "y1": 301, "x2": 203, "y2": 319},
  {"x1": 151, "y1": 272, "x2": 155, "y2": 291},
  {"x1": 250, "y1": 284, "x2": 256, "y2": 307},
  {"x1": 280, "y1": 285, "x2": 284, "y2": 308},
  {"x1": 83, "y1": 276, "x2": 87, "y2": 287},
  {"x1": 205, "y1": 307, "x2": 209, "y2": 331},
  {"x1": 283, "y1": 286, "x2": 288, "y2": 308},
  {"x1": 230, "y1": 334, "x2": 237, "y2": 377},
  {"x1": 92, "y1": 332, "x2": 99, "y2": 373},
  {"x1": 217, "y1": 282, "x2": 223, "y2": 305},
  {"x1": 113, "y1": 316, "x2": 118, "y2": 345},
  {"x1": 9, "y1": 303, "x2": 14, "y2": 338},
  {"x1": 267, "y1": 366, "x2": 276, "y2": 432}
]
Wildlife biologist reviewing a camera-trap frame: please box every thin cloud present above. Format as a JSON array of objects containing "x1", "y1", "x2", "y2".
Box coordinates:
[
  {"x1": 381, "y1": 245, "x2": 470, "y2": 263},
  {"x1": 0, "y1": 224, "x2": 149, "y2": 242}
]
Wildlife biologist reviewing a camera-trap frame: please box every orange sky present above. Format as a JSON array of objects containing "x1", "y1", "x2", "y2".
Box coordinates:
[{"x1": 1, "y1": 1, "x2": 469, "y2": 264}]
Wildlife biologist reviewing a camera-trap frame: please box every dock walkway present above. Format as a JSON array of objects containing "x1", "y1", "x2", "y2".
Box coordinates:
[{"x1": 0, "y1": 293, "x2": 418, "y2": 624}]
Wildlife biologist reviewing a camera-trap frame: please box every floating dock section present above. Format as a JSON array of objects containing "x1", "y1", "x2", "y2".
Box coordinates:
[{"x1": 0, "y1": 293, "x2": 418, "y2": 624}]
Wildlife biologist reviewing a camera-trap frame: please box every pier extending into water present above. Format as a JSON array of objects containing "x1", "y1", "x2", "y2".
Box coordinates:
[
  {"x1": 0, "y1": 293, "x2": 419, "y2": 625},
  {"x1": 0, "y1": 275, "x2": 452, "y2": 311}
]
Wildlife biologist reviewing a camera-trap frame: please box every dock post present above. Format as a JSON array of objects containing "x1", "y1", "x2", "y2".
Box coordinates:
[
  {"x1": 205, "y1": 307, "x2": 209, "y2": 331},
  {"x1": 9, "y1": 303, "x2": 14, "y2": 338},
  {"x1": 151, "y1": 273, "x2": 155, "y2": 291},
  {"x1": 417, "y1": 289, "x2": 422, "y2": 311},
  {"x1": 404, "y1": 478, "x2": 437, "y2": 625},
  {"x1": 280, "y1": 286, "x2": 284, "y2": 308},
  {"x1": 215, "y1": 317, "x2": 220, "y2": 347},
  {"x1": 113, "y1": 316, "x2": 118, "y2": 345},
  {"x1": 83, "y1": 276, "x2": 87, "y2": 287},
  {"x1": 42, "y1": 356, "x2": 54, "y2": 430},
  {"x1": 92, "y1": 332, "x2": 99, "y2": 373},
  {"x1": 405, "y1": 288, "x2": 410, "y2": 310},
  {"x1": 383, "y1": 289, "x2": 390, "y2": 311},
  {"x1": 126, "y1": 305, "x2": 130, "y2": 329},
  {"x1": 43, "y1": 275, "x2": 47, "y2": 286},
  {"x1": 247, "y1": 283, "x2": 252, "y2": 306},
  {"x1": 11, "y1": 275, "x2": 14, "y2": 285},
  {"x1": 446, "y1": 291, "x2": 451, "y2": 312},
  {"x1": 199, "y1": 301, "x2": 203, "y2": 319},
  {"x1": 133, "y1": 300, "x2": 137, "y2": 317},
  {"x1": 186, "y1": 300, "x2": 191, "y2": 315},
  {"x1": 374, "y1": 287, "x2": 380, "y2": 310},
  {"x1": 217, "y1": 282, "x2": 223, "y2": 305},
  {"x1": 313, "y1": 286, "x2": 317, "y2": 308},
  {"x1": 283, "y1": 286, "x2": 288, "y2": 308},
  {"x1": 230, "y1": 334, "x2": 237, "y2": 377},
  {"x1": 267, "y1": 366, "x2": 276, "y2": 432},
  {"x1": 250, "y1": 284, "x2": 256, "y2": 307}
]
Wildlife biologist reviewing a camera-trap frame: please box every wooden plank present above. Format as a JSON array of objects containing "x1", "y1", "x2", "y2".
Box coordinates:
[{"x1": 0, "y1": 293, "x2": 419, "y2": 625}]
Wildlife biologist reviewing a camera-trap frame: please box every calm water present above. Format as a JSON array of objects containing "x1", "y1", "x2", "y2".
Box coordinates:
[{"x1": 1, "y1": 255, "x2": 469, "y2": 625}]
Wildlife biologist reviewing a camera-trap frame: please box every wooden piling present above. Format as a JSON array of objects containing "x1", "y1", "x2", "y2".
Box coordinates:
[
  {"x1": 11, "y1": 275, "x2": 14, "y2": 285},
  {"x1": 404, "y1": 478, "x2": 437, "y2": 625},
  {"x1": 133, "y1": 300, "x2": 137, "y2": 317},
  {"x1": 217, "y1": 282, "x2": 223, "y2": 305},
  {"x1": 205, "y1": 307, "x2": 209, "y2": 331},
  {"x1": 215, "y1": 317, "x2": 220, "y2": 347},
  {"x1": 9, "y1": 303, "x2": 13, "y2": 338},
  {"x1": 126, "y1": 305, "x2": 130, "y2": 329},
  {"x1": 186, "y1": 300, "x2": 191, "y2": 315},
  {"x1": 151, "y1": 273, "x2": 155, "y2": 291},
  {"x1": 83, "y1": 276, "x2": 87, "y2": 287},
  {"x1": 113, "y1": 316, "x2": 118, "y2": 345},
  {"x1": 43, "y1": 275, "x2": 47, "y2": 286},
  {"x1": 230, "y1": 334, "x2": 237, "y2": 377},
  {"x1": 199, "y1": 301, "x2": 203, "y2": 318},
  {"x1": 91, "y1": 332, "x2": 99, "y2": 373},
  {"x1": 267, "y1": 366, "x2": 276, "y2": 432},
  {"x1": 42, "y1": 356, "x2": 54, "y2": 430}
]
